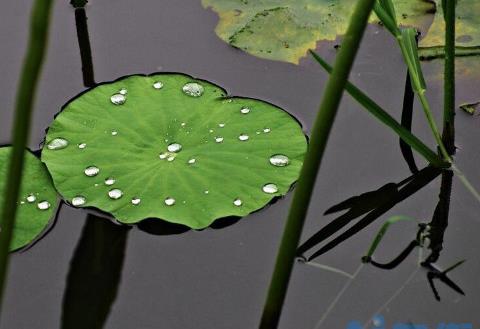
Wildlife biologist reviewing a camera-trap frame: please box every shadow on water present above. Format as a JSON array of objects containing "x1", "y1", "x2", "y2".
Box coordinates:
[
  {"x1": 297, "y1": 59, "x2": 466, "y2": 300},
  {"x1": 60, "y1": 214, "x2": 130, "y2": 329}
]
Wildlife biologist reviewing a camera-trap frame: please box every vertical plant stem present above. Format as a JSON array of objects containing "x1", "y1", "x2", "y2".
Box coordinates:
[
  {"x1": 443, "y1": 0, "x2": 456, "y2": 154},
  {"x1": 258, "y1": 1, "x2": 376, "y2": 327},
  {"x1": 0, "y1": 0, "x2": 54, "y2": 314}
]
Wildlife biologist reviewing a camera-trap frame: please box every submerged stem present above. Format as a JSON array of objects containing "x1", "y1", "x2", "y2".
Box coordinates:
[
  {"x1": 259, "y1": 1, "x2": 376, "y2": 327},
  {"x1": 0, "y1": 0, "x2": 54, "y2": 315}
]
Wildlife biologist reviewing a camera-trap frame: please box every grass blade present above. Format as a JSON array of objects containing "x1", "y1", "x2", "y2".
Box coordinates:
[
  {"x1": 309, "y1": 50, "x2": 447, "y2": 168},
  {"x1": 259, "y1": 0, "x2": 377, "y2": 327},
  {"x1": 373, "y1": 1, "x2": 400, "y2": 37},
  {"x1": 364, "y1": 215, "x2": 414, "y2": 259},
  {"x1": 0, "y1": 0, "x2": 54, "y2": 313}
]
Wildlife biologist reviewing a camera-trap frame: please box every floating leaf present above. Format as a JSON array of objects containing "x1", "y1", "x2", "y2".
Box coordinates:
[
  {"x1": 201, "y1": 0, "x2": 434, "y2": 63},
  {"x1": 419, "y1": 0, "x2": 480, "y2": 59},
  {"x1": 42, "y1": 73, "x2": 307, "y2": 229},
  {"x1": 0, "y1": 147, "x2": 58, "y2": 251}
]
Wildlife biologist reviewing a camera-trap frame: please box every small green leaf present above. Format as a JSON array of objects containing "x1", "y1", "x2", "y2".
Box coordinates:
[
  {"x1": 0, "y1": 147, "x2": 58, "y2": 251},
  {"x1": 42, "y1": 73, "x2": 307, "y2": 229},
  {"x1": 460, "y1": 102, "x2": 479, "y2": 115}
]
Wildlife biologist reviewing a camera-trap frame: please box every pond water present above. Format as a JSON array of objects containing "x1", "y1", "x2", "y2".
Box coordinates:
[{"x1": 1, "y1": 1, "x2": 479, "y2": 328}]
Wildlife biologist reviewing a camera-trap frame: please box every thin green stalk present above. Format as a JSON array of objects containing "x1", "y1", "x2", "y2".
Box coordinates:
[
  {"x1": 0, "y1": 0, "x2": 54, "y2": 314},
  {"x1": 309, "y1": 50, "x2": 448, "y2": 168},
  {"x1": 258, "y1": 1, "x2": 376, "y2": 327},
  {"x1": 443, "y1": 0, "x2": 456, "y2": 154},
  {"x1": 374, "y1": 2, "x2": 452, "y2": 163}
]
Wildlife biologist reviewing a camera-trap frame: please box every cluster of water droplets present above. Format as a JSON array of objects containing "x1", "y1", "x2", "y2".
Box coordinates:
[{"x1": 46, "y1": 81, "x2": 299, "y2": 216}]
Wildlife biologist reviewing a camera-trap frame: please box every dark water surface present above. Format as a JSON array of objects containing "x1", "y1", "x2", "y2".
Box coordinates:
[{"x1": 1, "y1": 1, "x2": 479, "y2": 328}]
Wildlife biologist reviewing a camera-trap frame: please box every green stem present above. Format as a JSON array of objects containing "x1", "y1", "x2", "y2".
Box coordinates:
[
  {"x1": 397, "y1": 36, "x2": 452, "y2": 163},
  {"x1": 258, "y1": 0, "x2": 376, "y2": 327},
  {"x1": 0, "y1": 0, "x2": 54, "y2": 314},
  {"x1": 443, "y1": 0, "x2": 456, "y2": 154},
  {"x1": 418, "y1": 90, "x2": 451, "y2": 161}
]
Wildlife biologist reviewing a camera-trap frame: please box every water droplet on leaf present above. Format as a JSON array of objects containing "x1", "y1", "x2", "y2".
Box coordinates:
[
  {"x1": 188, "y1": 158, "x2": 196, "y2": 164},
  {"x1": 47, "y1": 138, "x2": 69, "y2": 150},
  {"x1": 72, "y1": 196, "x2": 86, "y2": 206},
  {"x1": 37, "y1": 201, "x2": 51, "y2": 210},
  {"x1": 240, "y1": 107, "x2": 250, "y2": 114},
  {"x1": 26, "y1": 194, "x2": 36, "y2": 203},
  {"x1": 167, "y1": 143, "x2": 182, "y2": 153},
  {"x1": 238, "y1": 134, "x2": 249, "y2": 141},
  {"x1": 153, "y1": 81, "x2": 163, "y2": 89},
  {"x1": 108, "y1": 189, "x2": 123, "y2": 200},
  {"x1": 105, "y1": 177, "x2": 116, "y2": 186},
  {"x1": 84, "y1": 166, "x2": 100, "y2": 177},
  {"x1": 269, "y1": 154, "x2": 290, "y2": 167},
  {"x1": 110, "y1": 93, "x2": 126, "y2": 105},
  {"x1": 262, "y1": 183, "x2": 278, "y2": 194},
  {"x1": 164, "y1": 197, "x2": 176, "y2": 206},
  {"x1": 131, "y1": 197, "x2": 141, "y2": 205},
  {"x1": 215, "y1": 137, "x2": 224, "y2": 143},
  {"x1": 233, "y1": 198, "x2": 243, "y2": 206},
  {"x1": 78, "y1": 143, "x2": 87, "y2": 149},
  {"x1": 182, "y1": 82, "x2": 204, "y2": 97}
]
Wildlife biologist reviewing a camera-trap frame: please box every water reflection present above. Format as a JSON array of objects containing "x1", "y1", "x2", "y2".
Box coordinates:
[
  {"x1": 61, "y1": 215, "x2": 129, "y2": 329},
  {"x1": 71, "y1": 0, "x2": 95, "y2": 87}
]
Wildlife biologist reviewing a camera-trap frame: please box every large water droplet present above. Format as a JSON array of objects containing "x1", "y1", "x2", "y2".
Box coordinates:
[
  {"x1": 218, "y1": 123, "x2": 225, "y2": 128},
  {"x1": 26, "y1": 194, "x2": 36, "y2": 203},
  {"x1": 78, "y1": 143, "x2": 87, "y2": 149},
  {"x1": 72, "y1": 196, "x2": 86, "y2": 206},
  {"x1": 105, "y1": 177, "x2": 116, "y2": 186},
  {"x1": 262, "y1": 183, "x2": 278, "y2": 194},
  {"x1": 47, "y1": 138, "x2": 69, "y2": 150},
  {"x1": 269, "y1": 154, "x2": 290, "y2": 167},
  {"x1": 182, "y1": 82, "x2": 204, "y2": 97},
  {"x1": 119, "y1": 88, "x2": 128, "y2": 95},
  {"x1": 240, "y1": 107, "x2": 250, "y2": 114},
  {"x1": 263, "y1": 128, "x2": 271, "y2": 133},
  {"x1": 111, "y1": 131, "x2": 118, "y2": 136},
  {"x1": 110, "y1": 93, "x2": 126, "y2": 105},
  {"x1": 153, "y1": 81, "x2": 163, "y2": 89},
  {"x1": 215, "y1": 137, "x2": 224, "y2": 143},
  {"x1": 238, "y1": 134, "x2": 249, "y2": 141},
  {"x1": 164, "y1": 197, "x2": 176, "y2": 206},
  {"x1": 233, "y1": 198, "x2": 243, "y2": 206},
  {"x1": 84, "y1": 166, "x2": 100, "y2": 177},
  {"x1": 188, "y1": 158, "x2": 196, "y2": 164},
  {"x1": 131, "y1": 197, "x2": 141, "y2": 205},
  {"x1": 37, "y1": 201, "x2": 51, "y2": 210},
  {"x1": 108, "y1": 188, "x2": 123, "y2": 200},
  {"x1": 167, "y1": 143, "x2": 182, "y2": 153}
]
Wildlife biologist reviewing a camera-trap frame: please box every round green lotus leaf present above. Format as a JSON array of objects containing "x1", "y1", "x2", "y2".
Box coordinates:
[
  {"x1": 0, "y1": 147, "x2": 58, "y2": 251},
  {"x1": 42, "y1": 73, "x2": 307, "y2": 229}
]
